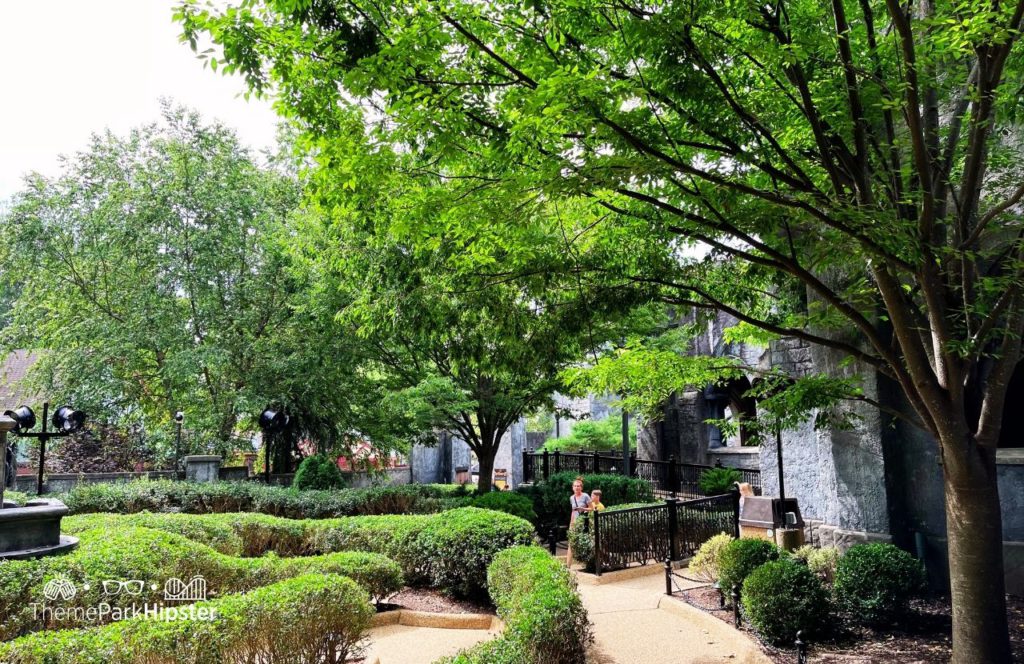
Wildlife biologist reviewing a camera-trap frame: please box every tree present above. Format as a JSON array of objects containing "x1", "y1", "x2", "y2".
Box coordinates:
[
  {"x1": 181, "y1": 0, "x2": 1024, "y2": 658},
  {"x1": 0, "y1": 106, "x2": 395, "y2": 464}
]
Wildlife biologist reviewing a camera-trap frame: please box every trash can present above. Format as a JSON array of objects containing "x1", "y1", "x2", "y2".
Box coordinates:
[{"x1": 738, "y1": 496, "x2": 805, "y2": 549}]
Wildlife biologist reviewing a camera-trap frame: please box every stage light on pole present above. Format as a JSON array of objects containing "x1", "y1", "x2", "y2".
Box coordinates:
[
  {"x1": 51, "y1": 407, "x2": 86, "y2": 434},
  {"x1": 4, "y1": 406, "x2": 36, "y2": 432}
]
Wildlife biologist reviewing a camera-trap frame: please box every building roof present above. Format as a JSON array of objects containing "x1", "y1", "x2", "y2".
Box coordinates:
[{"x1": 0, "y1": 350, "x2": 41, "y2": 413}]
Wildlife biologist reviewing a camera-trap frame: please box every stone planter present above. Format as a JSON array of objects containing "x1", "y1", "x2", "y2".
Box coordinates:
[{"x1": 0, "y1": 499, "x2": 78, "y2": 560}]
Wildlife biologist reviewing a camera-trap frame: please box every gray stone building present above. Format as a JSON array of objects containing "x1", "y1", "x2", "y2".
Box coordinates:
[
  {"x1": 644, "y1": 312, "x2": 1024, "y2": 593},
  {"x1": 411, "y1": 419, "x2": 527, "y2": 489}
]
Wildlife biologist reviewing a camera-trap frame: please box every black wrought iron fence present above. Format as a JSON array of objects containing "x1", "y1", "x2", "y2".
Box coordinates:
[
  {"x1": 590, "y1": 492, "x2": 740, "y2": 575},
  {"x1": 523, "y1": 449, "x2": 761, "y2": 497}
]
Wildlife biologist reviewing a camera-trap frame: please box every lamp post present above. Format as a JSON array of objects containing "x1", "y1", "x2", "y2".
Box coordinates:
[
  {"x1": 4, "y1": 403, "x2": 87, "y2": 495},
  {"x1": 174, "y1": 411, "x2": 185, "y2": 479},
  {"x1": 258, "y1": 408, "x2": 288, "y2": 484}
]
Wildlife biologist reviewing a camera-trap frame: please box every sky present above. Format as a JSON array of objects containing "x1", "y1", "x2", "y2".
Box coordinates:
[{"x1": 0, "y1": 1, "x2": 280, "y2": 201}]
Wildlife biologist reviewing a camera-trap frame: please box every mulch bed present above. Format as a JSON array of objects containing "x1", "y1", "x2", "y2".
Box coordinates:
[
  {"x1": 677, "y1": 585, "x2": 1024, "y2": 662},
  {"x1": 379, "y1": 587, "x2": 495, "y2": 615}
]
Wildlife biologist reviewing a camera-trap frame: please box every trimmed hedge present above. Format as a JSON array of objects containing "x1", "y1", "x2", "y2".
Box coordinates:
[
  {"x1": 293, "y1": 454, "x2": 347, "y2": 490},
  {"x1": 0, "y1": 526, "x2": 402, "y2": 638},
  {"x1": 690, "y1": 533, "x2": 735, "y2": 583},
  {"x1": 439, "y1": 546, "x2": 591, "y2": 664},
  {"x1": 519, "y1": 472, "x2": 655, "y2": 526},
  {"x1": 0, "y1": 573, "x2": 373, "y2": 664},
  {"x1": 833, "y1": 543, "x2": 925, "y2": 623},
  {"x1": 60, "y1": 480, "x2": 464, "y2": 519},
  {"x1": 742, "y1": 558, "x2": 830, "y2": 645},
  {"x1": 718, "y1": 538, "x2": 780, "y2": 598},
  {"x1": 469, "y1": 491, "x2": 537, "y2": 522}
]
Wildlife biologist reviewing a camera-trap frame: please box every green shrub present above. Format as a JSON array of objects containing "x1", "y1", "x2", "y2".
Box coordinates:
[
  {"x1": 742, "y1": 558, "x2": 830, "y2": 645},
  {"x1": 63, "y1": 512, "x2": 245, "y2": 554},
  {"x1": 471, "y1": 491, "x2": 537, "y2": 522},
  {"x1": 566, "y1": 518, "x2": 595, "y2": 568},
  {"x1": 519, "y1": 472, "x2": 654, "y2": 526},
  {"x1": 0, "y1": 525, "x2": 401, "y2": 639},
  {"x1": 413, "y1": 508, "x2": 535, "y2": 597},
  {"x1": 440, "y1": 546, "x2": 591, "y2": 664},
  {"x1": 718, "y1": 538, "x2": 781, "y2": 597},
  {"x1": 833, "y1": 543, "x2": 925, "y2": 623},
  {"x1": 0, "y1": 574, "x2": 373, "y2": 664},
  {"x1": 698, "y1": 467, "x2": 742, "y2": 495},
  {"x1": 293, "y1": 454, "x2": 347, "y2": 491},
  {"x1": 60, "y1": 480, "x2": 458, "y2": 519},
  {"x1": 690, "y1": 533, "x2": 735, "y2": 583},
  {"x1": 791, "y1": 545, "x2": 841, "y2": 584}
]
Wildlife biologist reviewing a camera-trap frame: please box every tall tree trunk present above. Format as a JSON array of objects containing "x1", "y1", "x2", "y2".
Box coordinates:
[
  {"x1": 476, "y1": 441, "x2": 497, "y2": 493},
  {"x1": 943, "y1": 437, "x2": 1011, "y2": 664}
]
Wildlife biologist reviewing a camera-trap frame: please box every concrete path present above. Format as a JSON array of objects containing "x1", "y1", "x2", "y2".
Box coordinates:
[
  {"x1": 363, "y1": 623, "x2": 500, "y2": 663},
  {"x1": 575, "y1": 566, "x2": 772, "y2": 664}
]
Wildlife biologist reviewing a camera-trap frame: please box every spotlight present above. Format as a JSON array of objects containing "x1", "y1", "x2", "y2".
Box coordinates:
[
  {"x1": 174, "y1": 411, "x2": 185, "y2": 423},
  {"x1": 4, "y1": 405, "x2": 36, "y2": 432},
  {"x1": 52, "y1": 406, "x2": 86, "y2": 434},
  {"x1": 258, "y1": 408, "x2": 288, "y2": 433}
]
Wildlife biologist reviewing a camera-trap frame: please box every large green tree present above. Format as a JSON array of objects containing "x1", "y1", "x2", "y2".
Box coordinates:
[
  {"x1": 181, "y1": 0, "x2": 1024, "y2": 658},
  {"x1": 0, "y1": 106, "x2": 394, "y2": 462}
]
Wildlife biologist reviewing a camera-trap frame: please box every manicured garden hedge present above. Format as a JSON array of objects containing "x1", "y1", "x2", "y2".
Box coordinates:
[
  {"x1": 439, "y1": 546, "x2": 592, "y2": 664},
  {"x1": 0, "y1": 526, "x2": 402, "y2": 638},
  {"x1": 0, "y1": 573, "x2": 373, "y2": 664},
  {"x1": 60, "y1": 479, "x2": 467, "y2": 518},
  {"x1": 518, "y1": 472, "x2": 655, "y2": 526}
]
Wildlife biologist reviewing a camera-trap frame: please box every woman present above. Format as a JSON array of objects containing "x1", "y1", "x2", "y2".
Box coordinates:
[{"x1": 566, "y1": 477, "x2": 592, "y2": 564}]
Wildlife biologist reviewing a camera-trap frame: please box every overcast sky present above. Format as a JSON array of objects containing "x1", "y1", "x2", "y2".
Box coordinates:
[{"x1": 0, "y1": 1, "x2": 279, "y2": 201}]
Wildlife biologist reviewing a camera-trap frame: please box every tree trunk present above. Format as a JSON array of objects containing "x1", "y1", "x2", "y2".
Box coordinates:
[
  {"x1": 943, "y1": 440, "x2": 1011, "y2": 664},
  {"x1": 476, "y1": 443, "x2": 497, "y2": 493}
]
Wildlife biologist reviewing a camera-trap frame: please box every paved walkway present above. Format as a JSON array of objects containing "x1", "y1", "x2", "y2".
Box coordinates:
[
  {"x1": 575, "y1": 565, "x2": 772, "y2": 664},
  {"x1": 363, "y1": 622, "x2": 500, "y2": 663}
]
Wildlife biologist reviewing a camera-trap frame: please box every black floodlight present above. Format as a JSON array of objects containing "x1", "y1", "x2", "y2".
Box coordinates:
[
  {"x1": 258, "y1": 408, "x2": 288, "y2": 433},
  {"x1": 52, "y1": 406, "x2": 86, "y2": 434},
  {"x1": 4, "y1": 405, "x2": 36, "y2": 432},
  {"x1": 174, "y1": 411, "x2": 185, "y2": 423}
]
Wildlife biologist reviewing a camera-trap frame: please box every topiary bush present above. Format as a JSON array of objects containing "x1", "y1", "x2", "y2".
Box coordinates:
[
  {"x1": 742, "y1": 558, "x2": 831, "y2": 645},
  {"x1": 292, "y1": 454, "x2": 347, "y2": 491},
  {"x1": 690, "y1": 533, "x2": 735, "y2": 583},
  {"x1": 470, "y1": 491, "x2": 537, "y2": 522},
  {"x1": 0, "y1": 573, "x2": 373, "y2": 664},
  {"x1": 440, "y1": 546, "x2": 592, "y2": 664},
  {"x1": 717, "y1": 537, "x2": 781, "y2": 599},
  {"x1": 833, "y1": 543, "x2": 925, "y2": 623},
  {"x1": 791, "y1": 545, "x2": 841, "y2": 584},
  {"x1": 413, "y1": 508, "x2": 535, "y2": 598},
  {"x1": 698, "y1": 466, "x2": 742, "y2": 496},
  {"x1": 519, "y1": 472, "x2": 655, "y2": 527}
]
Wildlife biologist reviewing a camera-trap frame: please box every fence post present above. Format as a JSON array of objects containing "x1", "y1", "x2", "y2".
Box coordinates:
[
  {"x1": 593, "y1": 451, "x2": 601, "y2": 475},
  {"x1": 547, "y1": 524, "x2": 557, "y2": 555},
  {"x1": 593, "y1": 510, "x2": 602, "y2": 576},
  {"x1": 664, "y1": 558, "x2": 673, "y2": 596},
  {"x1": 666, "y1": 498, "x2": 679, "y2": 561},
  {"x1": 667, "y1": 455, "x2": 678, "y2": 498},
  {"x1": 522, "y1": 449, "x2": 530, "y2": 483},
  {"x1": 715, "y1": 458, "x2": 724, "y2": 468},
  {"x1": 542, "y1": 450, "x2": 550, "y2": 480},
  {"x1": 731, "y1": 483, "x2": 742, "y2": 539},
  {"x1": 554, "y1": 450, "x2": 561, "y2": 474}
]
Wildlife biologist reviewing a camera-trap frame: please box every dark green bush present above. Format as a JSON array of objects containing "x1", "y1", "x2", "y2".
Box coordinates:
[
  {"x1": 63, "y1": 512, "x2": 245, "y2": 554},
  {"x1": 698, "y1": 466, "x2": 742, "y2": 495},
  {"x1": 471, "y1": 491, "x2": 537, "y2": 522},
  {"x1": 0, "y1": 574, "x2": 373, "y2": 664},
  {"x1": 833, "y1": 543, "x2": 925, "y2": 623},
  {"x1": 440, "y1": 546, "x2": 591, "y2": 664},
  {"x1": 293, "y1": 454, "x2": 347, "y2": 491},
  {"x1": 519, "y1": 472, "x2": 654, "y2": 526},
  {"x1": 60, "y1": 479, "x2": 459, "y2": 519},
  {"x1": 742, "y1": 558, "x2": 830, "y2": 645},
  {"x1": 413, "y1": 508, "x2": 535, "y2": 597},
  {"x1": 718, "y1": 537, "x2": 781, "y2": 597}
]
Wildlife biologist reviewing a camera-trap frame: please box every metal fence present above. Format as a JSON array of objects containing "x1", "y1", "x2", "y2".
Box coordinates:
[
  {"x1": 523, "y1": 449, "x2": 761, "y2": 498},
  {"x1": 590, "y1": 492, "x2": 740, "y2": 575}
]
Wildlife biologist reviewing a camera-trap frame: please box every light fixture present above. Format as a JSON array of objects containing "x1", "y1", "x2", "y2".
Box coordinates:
[
  {"x1": 258, "y1": 408, "x2": 288, "y2": 434},
  {"x1": 4, "y1": 405, "x2": 36, "y2": 432},
  {"x1": 52, "y1": 406, "x2": 86, "y2": 434}
]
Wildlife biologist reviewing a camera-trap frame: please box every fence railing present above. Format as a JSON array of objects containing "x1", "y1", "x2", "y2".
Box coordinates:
[
  {"x1": 522, "y1": 449, "x2": 761, "y2": 498},
  {"x1": 590, "y1": 492, "x2": 740, "y2": 575}
]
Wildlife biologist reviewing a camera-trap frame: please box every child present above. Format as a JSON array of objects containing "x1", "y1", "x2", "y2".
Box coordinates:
[{"x1": 591, "y1": 489, "x2": 606, "y2": 511}]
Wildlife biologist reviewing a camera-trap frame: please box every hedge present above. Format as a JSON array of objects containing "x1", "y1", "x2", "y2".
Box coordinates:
[
  {"x1": 833, "y1": 543, "x2": 925, "y2": 623},
  {"x1": 438, "y1": 546, "x2": 592, "y2": 664},
  {"x1": 518, "y1": 472, "x2": 655, "y2": 527},
  {"x1": 60, "y1": 480, "x2": 467, "y2": 519},
  {"x1": 742, "y1": 558, "x2": 830, "y2": 645},
  {"x1": 0, "y1": 526, "x2": 402, "y2": 639},
  {"x1": 0, "y1": 573, "x2": 373, "y2": 664},
  {"x1": 293, "y1": 454, "x2": 347, "y2": 491}
]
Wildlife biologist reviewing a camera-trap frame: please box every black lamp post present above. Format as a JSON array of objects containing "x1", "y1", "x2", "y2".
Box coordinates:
[
  {"x1": 174, "y1": 411, "x2": 184, "y2": 478},
  {"x1": 5, "y1": 403, "x2": 87, "y2": 495},
  {"x1": 258, "y1": 408, "x2": 288, "y2": 484}
]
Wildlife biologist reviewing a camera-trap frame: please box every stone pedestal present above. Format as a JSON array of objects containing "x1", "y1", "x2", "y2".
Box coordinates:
[
  {"x1": 184, "y1": 455, "x2": 222, "y2": 483},
  {"x1": 0, "y1": 499, "x2": 78, "y2": 559}
]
